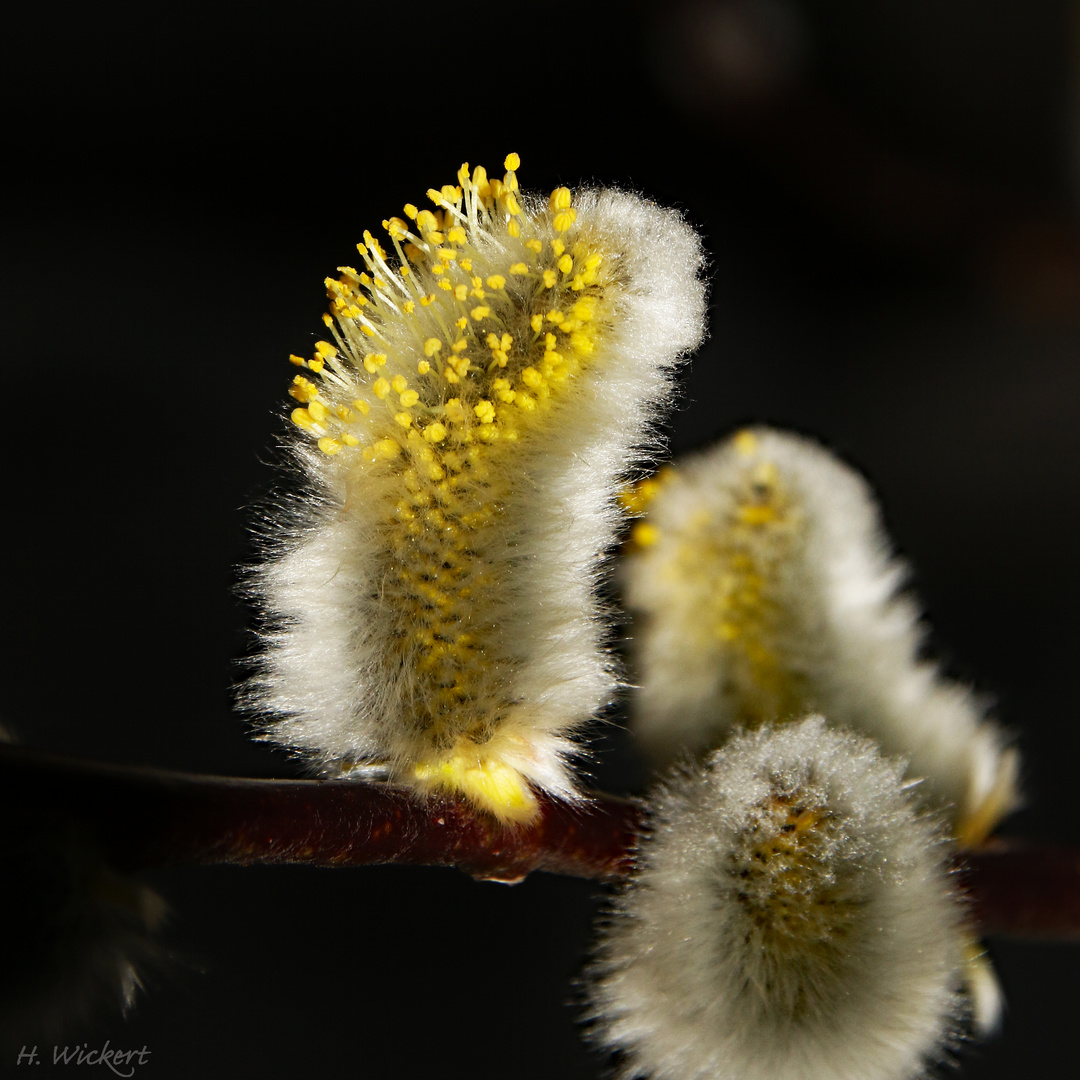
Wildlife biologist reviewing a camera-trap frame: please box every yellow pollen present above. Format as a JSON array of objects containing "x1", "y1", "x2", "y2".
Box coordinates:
[{"x1": 549, "y1": 186, "x2": 572, "y2": 211}]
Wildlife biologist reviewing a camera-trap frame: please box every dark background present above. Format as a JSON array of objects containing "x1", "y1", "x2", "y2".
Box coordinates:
[{"x1": 2, "y1": 1, "x2": 1079, "y2": 1076}]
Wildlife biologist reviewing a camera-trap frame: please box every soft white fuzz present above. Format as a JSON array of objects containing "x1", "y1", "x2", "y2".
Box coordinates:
[
  {"x1": 246, "y1": 155, "x2": 707, "y2": 821},
  {"x1": 587, "y1": 718, "x2": 965, "y2": 1080},
  {"x1": 622, "y1": 427, "x2": 1018, "y2": 842}
]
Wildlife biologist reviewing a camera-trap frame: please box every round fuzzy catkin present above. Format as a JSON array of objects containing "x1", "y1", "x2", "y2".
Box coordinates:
[{"x1": 587, "y1": 717, "x2": 966, "y2": 1080}]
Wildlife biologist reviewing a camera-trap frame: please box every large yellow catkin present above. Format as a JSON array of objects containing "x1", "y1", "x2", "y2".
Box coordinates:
[{"x1": 246, "y1": 155, "x2": 707, "y2": 822}]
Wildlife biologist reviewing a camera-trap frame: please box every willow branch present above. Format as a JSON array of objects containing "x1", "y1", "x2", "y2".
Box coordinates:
[
  {"x1": 3, "y1": 744, "x2": 1078, "y2": 937},
  {"x1": 0, "y1": 744, "x2": 639, "y2": 883}
]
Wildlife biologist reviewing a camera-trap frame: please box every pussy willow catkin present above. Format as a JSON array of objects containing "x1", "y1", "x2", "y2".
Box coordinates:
[
  {"x1": 621, "y1": 427, "x2": 1017, "y2": 844},
  {"x1": 587, "y1": 718, "x2": 965, "y2": 1080},
  {"x1": 246, "y1": 155, "x2": 707, "y2": 821}
]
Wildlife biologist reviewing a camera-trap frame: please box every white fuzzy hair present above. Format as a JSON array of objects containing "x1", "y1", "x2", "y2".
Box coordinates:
[
  {"x1": 587, "y1": 717, "x2": 965, "y2": 1080},
  {"x1": 623, "y1": 427, "x2": 1018, "y2": 840},
  {"x1": 244, "y1": 161, "x2": 707, "y2": 818}
]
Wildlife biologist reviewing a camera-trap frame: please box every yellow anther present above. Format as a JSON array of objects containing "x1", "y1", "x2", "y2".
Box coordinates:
[
  {"x1": 557, "y1": 253, "x2": 573, "y2": 275},
  {"x1": 546, "y1": 311, "x2": 564, "y2": 324},
  {"x1": 509, "y1": 263, "x2": 529, "y2": 275},
  {"x1": 423, "y1": 422, "x2": 447, "y2": 444},
  {"x1": 733, "y1": 429, "x2": 759, "y2": 456},
  {"x1": 484, "y1": 274, "x2": 506, "y2": 290},
  {"x1": 504, "y1": 192, "x2": 521, "y2": 216},
  {"x1": 445, "y1": 398, "x2": 465, "y2": 421},
  {"x1": 553, "y1": 208, "x2": 577, "y2": 232},
  {"x1": 507, "y1": 219, "x2": 521, "y2": 238},
  {"x1": 455, "y1": 316, "x2": 468, "y2": 330},
  {"x1": 289, "y1": 353, "x2": 306, "y2": 367},
  {"x1": 474, "y1": 400, "x2": 496, "y2": 424},
  {"x1": 470, "y1": 306, "x2": 490, "y2": 321},
  {"x1": 630, "y1": 522, "x2": 660, "y2": 548},
  {"x1": 438, "y1": 279, "x2": 452, "y2": 291},
  {"x1": 342, "y1": 434, "x2": 359, "y2": 446},
  {"x1": 404, "y1": 300, "x2": 415, "y2": 314},
  {"x1": 569, "y1": 330, "x2": 594, "y2": 356},
  {"x1": 384, "y1": 217, "x2": 408, "y2": 239},
  {"x1": 530, "y1": 314, "x2": 544, "y2": 333},
  {"x1": 400, "y1": 390, "x2": 419, "y2": 408},
  {"x1": 373, "y1": 378, "x2": 391, "y2": 399},
  {"x1": 447, "y1": 226, "x2": 467, "y2": 244},
  {"x1": 403, "y1": 203, "x2": 418, "y2": 220},
  {"x1": 291, "y1": 407, "x2": 317, "y2": 431},
  {"x1": 395, "y1": 412, "x2": 413, "y2": 428},
  {"x1": 417, "y1": 359, "x2": 431, "y2": 375},
  {"x1": 521, "y1": 367, "x2": 542, "y2": 388},
  {"x1": 392, "y1": 374, "x2": 409, "y2": 394},
  {"x1": 454, "y1": 284, "x2": 468, "y2": 301},
  {"x1": 424, "y1": 338, "x2": 443, "y2": 357},
  {"x1": 289, "y1": 376, "x2": 318, "y2": 403},
  {"x1": 542, "y1": 269, "x2": 558, "y2": 288},
  {"x1": 571, "y1": 297, "x2": 596, "y2": 321},
  {"x1": 372, "y1": 438, "x2": 399, "y2": 460},
  {"x1": 549, "y1": 186, "x2": 572, "y2": 212},
  {"x1": 737, "y1": 504, "x2": 777, "y2": 526},
  {"x1": 525, "y1": 239, "x2": 543, "y2": 254},
  {"x1": 352, "y1": 399, "x2": 371, "y2": 415},
  {"x1": 315, "y1": 341, "x2": 337, "y2": 359},
  {"x1": 318, "y1": 437, "x2": 342, "y2": 456},
  {"x1": 504, "y1": 152, "x2": 521, "y2": 172},
  {"x1": 307, "y1": 400, "x2": 328, "y2": 423},
  {"x1": 451, "y1": 338, "x2": 469, "y2": 353},
  {"x1": 416, "y1": 209, "x2": 438, "y2": 234},
  {"x1": 472, "y1": 165, "x2": 490, "y2": 200}
]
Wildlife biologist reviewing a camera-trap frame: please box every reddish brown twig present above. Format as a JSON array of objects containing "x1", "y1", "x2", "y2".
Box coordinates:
[
  {"x1": 3, "y1": 743, "x2": 1079, "y2": 938},
  {"x1": 0, "y1": 744, "x2": 640, "y2": 883}
]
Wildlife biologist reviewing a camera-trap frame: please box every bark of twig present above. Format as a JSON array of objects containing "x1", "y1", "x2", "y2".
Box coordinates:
[
  {"x1": 0, "y1": 744, "x2": 639, "y2": 883},
  {"x1": 3, "y1": 743, "x2": 1079, "y2": 938}
]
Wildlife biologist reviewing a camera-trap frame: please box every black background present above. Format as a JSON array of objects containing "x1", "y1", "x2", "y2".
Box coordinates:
[{"x1": 2, "y1": 1, "x2": 1079, "y2": 1076}]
